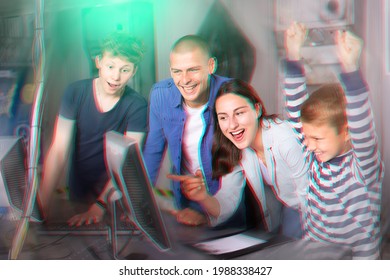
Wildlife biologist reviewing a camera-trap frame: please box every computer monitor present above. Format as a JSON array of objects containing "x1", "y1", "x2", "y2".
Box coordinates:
[
  {"x1": 104, "y1": 131, "x2": 171, "y2": 252},
  {"x1": 0, "y1": 136, "x2": 41, "y2": 222}
]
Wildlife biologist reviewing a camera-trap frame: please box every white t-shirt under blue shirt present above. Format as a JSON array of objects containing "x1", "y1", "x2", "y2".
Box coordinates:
[{"x1": 181, "y1": 102, "x2": 207, "y2": 175}]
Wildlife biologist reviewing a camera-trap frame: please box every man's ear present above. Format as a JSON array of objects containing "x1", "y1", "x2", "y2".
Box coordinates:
[{"x1": 208, "y1": 57, "x2": 218, "y2": 74}]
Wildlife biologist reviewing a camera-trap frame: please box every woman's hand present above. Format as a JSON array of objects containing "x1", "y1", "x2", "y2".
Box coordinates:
[{"x1": 167, "y1": 169, "x2": 208, "y2": 202}]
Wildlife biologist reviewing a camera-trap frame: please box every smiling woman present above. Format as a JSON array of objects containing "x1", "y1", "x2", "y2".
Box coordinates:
[
  {"x1": 212, "y1": 79, "x2": 278, "y2": 177},
  {"x1": 183, "y1": 78, "x2": 309, "y2": 239},
  {"x1": 215, "y1": 93, "x2": 260, "y2": 151}
]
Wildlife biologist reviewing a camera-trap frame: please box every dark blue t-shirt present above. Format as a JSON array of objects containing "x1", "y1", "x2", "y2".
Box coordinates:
[{"x1": 59, "y1": 78, "x2": 147, "y2": 202}]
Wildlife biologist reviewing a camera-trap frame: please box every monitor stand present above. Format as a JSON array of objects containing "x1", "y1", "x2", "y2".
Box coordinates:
[
  {"x1": 106, "y1": 188, "x2": 147, "y2": 260},
  {"x1": 107, "y1": 188, "x2": 124, "y2": 259}
]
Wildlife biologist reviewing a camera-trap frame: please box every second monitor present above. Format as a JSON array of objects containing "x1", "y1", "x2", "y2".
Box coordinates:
[{"x1": 104, "y1": 130, "x2": 171, "y2": 252}]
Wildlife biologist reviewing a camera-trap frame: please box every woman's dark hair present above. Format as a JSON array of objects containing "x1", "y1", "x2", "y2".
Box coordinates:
[{"x1": 212, "y1": 79, "x2": 278, "y2": 178}]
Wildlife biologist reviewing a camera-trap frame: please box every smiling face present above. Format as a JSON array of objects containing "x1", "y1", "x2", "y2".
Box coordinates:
[
  {"x1": 302, "y1": 121, "x2": 350, "y2": 162},
  {"x1": 170, "y1": 47, "x2": 215, "y2": 108},
  {"x1": 95, "y1": 51, "x2": 137, "y2": 97},
  {"x1": 215, "y1": 93, "x2": 260, "y2": 150}
]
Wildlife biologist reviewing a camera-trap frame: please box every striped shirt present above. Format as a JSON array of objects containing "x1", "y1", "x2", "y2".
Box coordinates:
[{"x1": 283, "y1": 60, "x2": 384, "y2": 259}]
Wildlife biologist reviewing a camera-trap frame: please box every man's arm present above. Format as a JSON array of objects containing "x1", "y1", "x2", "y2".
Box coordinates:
[
  {"x1": 142, "y1": 89, "x2": 167, "y2": 184},
  {"x1": 39, "y1": 116, "x2": 75, "y2": 215}
]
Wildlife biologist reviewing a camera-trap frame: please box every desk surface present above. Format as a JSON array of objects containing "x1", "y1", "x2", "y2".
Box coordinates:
[{"x1": 0, "y1": 212, "x2": 352, "y2": 260}]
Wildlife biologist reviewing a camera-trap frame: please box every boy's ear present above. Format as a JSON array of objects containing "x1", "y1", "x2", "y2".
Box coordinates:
[
  {"x1": 342, "y1": 124, "x2": 350, "y2": 142},
  {"x1": 132, "y1": 65, "x2": 138, "y2": 76},
  {"x1": 95, "y1": 55, "x2": 102, "y2": 69}
]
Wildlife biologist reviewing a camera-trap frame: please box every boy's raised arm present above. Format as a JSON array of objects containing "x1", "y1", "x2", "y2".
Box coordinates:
[
  {"x1": 336, "y1": 30, "x2": 383, "y2": 182},
  {"x1": 282, "y1": 22, "x2": 309, "y2": 142}
]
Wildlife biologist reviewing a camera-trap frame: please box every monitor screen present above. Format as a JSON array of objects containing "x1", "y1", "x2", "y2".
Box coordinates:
[
  {"x1": 0, "y1": 136, "x2": 41, "y2": 222},
  {"x1": 104, "y1": 131, "x2": 171, "y2": 251}
]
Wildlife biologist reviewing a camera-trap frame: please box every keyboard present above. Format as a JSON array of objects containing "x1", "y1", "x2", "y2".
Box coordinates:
[
  {"x1": 38, "y1": 219, "x2": 141, "y2": 236},
  {"x1": 65, "y1": 239, "x2": 114, "y2": 260}
]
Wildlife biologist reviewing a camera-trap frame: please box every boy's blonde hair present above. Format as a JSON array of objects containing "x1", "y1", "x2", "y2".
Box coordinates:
[
  {"x1": 100, "y1": 31, "x2": 145, "y2": 67},
  {"x1": 300, "y1": 83, "x2": 347, "y2": 134}
]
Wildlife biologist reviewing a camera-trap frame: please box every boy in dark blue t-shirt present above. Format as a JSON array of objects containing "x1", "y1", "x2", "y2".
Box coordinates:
[{"x1": 40, "y1": 32, "x2": 147, "y2": 226}]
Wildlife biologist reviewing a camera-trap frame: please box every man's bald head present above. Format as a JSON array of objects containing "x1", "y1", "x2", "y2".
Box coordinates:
[{"x1": 170, "y1": 35, "x2": 211, "y2": 58}]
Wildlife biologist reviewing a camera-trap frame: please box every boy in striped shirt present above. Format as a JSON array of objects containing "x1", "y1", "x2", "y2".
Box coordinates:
[{"x1": 283, "y1": 22, "x2": 384, "y2": 259}]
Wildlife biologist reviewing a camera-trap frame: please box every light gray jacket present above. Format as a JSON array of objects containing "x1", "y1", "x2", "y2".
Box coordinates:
[{"x1": 213, "y1": 119, "x2": 308, "y2": 231}]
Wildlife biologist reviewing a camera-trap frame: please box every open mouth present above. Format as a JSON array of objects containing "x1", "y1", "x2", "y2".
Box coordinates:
[
  {"x1": 108, "y1": 82, "x2": 120, "y2": 90},
  {"x1": 230, "y1": 129, "x2": 245, "y2": 141},
  {"x1": 181, "y1": 84, "x2": 197, "y2": 94},
  {"x1": 314, "y1": 151, "x2": 324, "y2": 161}
]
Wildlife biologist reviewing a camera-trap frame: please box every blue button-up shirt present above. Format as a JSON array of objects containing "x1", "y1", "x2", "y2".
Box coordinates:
[{"x1": 143, "y1": 74, "x2": 231, "y2": 212}]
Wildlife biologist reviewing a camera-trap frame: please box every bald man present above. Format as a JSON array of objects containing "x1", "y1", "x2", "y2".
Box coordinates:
[{"x1": 143, "y1": 35, "x2": 245, "y2": 227}]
